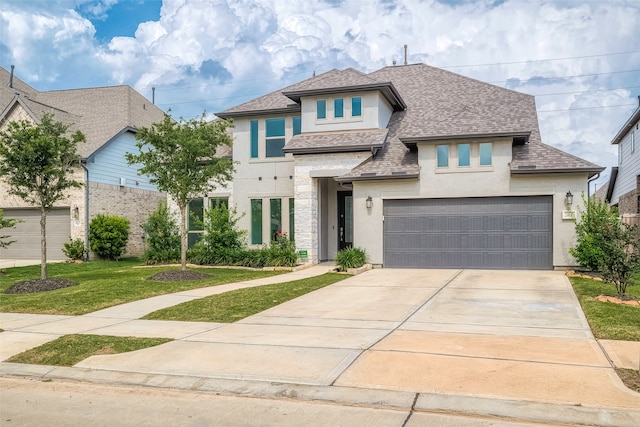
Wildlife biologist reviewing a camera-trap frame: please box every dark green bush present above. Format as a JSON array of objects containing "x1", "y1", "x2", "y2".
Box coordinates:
[
  {"x1": 199, "y1": 203, "x2": 246, "y2": 251},
  {"x1": 142, "y1": 200, "x2": 180, "y2": 265},
  {"x1": 62, "y1": 238, "x2": 87, "y2": 260},
  {"x1": 570, "y1": 195, "x2": 617, "y2": 271},
  {"x1": 336, "y1": 246, "x2": 367, "y2": 270},
  {"x1": 89, "y1": 213, "x2": 130, "y2": 260}
]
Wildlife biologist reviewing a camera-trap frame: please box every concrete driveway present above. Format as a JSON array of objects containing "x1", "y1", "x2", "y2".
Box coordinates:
[{"x1": 73, "y1": 268, "x2": 640, "y2": 410}]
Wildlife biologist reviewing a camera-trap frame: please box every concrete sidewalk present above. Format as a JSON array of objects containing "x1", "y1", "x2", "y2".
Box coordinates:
[{"x1": 1, "y1": 268, "x2": 639, "y2": 426}]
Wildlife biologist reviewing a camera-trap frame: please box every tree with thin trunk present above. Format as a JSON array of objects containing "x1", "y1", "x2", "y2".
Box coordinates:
[
  {"x1": 125, "y1": 113, "x2": 233, "y2": 271},
  {"x1": 0, "y1": 113, "x2": 85, "y2": 279}
]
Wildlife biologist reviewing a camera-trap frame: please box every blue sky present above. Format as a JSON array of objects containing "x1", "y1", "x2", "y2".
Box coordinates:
[{"x1": 1, "y1": 0, "x2": 639, "y2": 190}]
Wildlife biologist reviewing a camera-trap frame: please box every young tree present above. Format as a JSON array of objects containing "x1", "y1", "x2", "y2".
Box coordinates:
[
  {"x1": 0, "y1": 113, "x2": 85, "y2": 279},
  {"x1": 0, "y1": 209, "x2": 21, "y2": 248},
  {"x1": 126, "y1": 113, "x2": 234, "y2": 271}
]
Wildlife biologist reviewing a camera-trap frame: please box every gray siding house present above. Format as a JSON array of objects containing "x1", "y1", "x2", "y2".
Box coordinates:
[
  {"x1": 0, "y1": 66, "x2": 166, "y2": 262},
  {"x1": 208, "y1": 64, "x2": 603, "y2": 270},
  {"x1": 605, "y1": 99, "x2": 640, "y2": 223}
]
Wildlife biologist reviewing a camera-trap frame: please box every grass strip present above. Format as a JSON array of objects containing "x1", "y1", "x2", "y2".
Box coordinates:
[
  {"x1": 144, "y1": 273, "x2": 349, "y2": 322},
  {"x1": 6, "y1": 334, "x2": 172, "y2": 366},
  {"x1": 0, "y1": 259, "x2": 284, "y2": 315},
  {"x1": 569, "y1": 276, "x2": 640, "y2": 341}
]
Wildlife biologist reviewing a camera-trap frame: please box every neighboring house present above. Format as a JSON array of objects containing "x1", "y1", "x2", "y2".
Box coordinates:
[
  {"x1": 209, "y1": 64, "x2": 603, "y2": 270},
  {"x1": 602, "y1": 98, "x2": 640, "y2": 225},
  {"x1": 0, "y1": 66, "x2": 166, "y2": 261}
]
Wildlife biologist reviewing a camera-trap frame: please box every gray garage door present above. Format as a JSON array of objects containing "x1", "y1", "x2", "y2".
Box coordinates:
[
  {"x1": 383, "y1": 196, "x2": 552, "y2": 270},
  {"x1": 0, "y1": 208, "x2": 70, "y2": 260}
]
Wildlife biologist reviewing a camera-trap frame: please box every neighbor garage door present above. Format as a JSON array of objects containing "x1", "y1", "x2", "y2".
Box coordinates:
[
  {"x1": 383, "y1": 196, "x2": 552, "y2": 270},
  {"x1": 0, "y1": 208, "x2": 70, "y2": 260}
]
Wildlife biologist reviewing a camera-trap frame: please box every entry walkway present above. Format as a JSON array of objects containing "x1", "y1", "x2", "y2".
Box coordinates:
[{"x1": 1, "y1": 268, "x2": 639, "y2": 426}]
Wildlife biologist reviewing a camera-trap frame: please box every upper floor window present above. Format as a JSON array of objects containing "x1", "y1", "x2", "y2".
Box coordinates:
[
  {"x1": 317, "y1": 100, "x2": 327, "y2": 120},
  {"x1": 293, "y1": 116, "x2": 301, "y2": 135},
  {"x1": 458, "y1": 143, "x2": 470, "y2": 167},
  {"x1": 334, "y1": 98, "x2": 344, "y2": 118},
  {"x1": 479, "y1": 142, "x2": 492, "y2": 166},
  {"x1": 351, "y1": 97, "x2": 362, "y2": 117},
  {"x1": 437, "y1": 145, "x2": 449, "y2": 167},
  {"x1": 265, "y1": 118, "x2": 285, "y2": 157},
  {"x1": 632, "y1": 131, "x2": 635, "y2": 154},
  {"x1": 250, "y1": 120, "x2": 259, "y2": 159}
]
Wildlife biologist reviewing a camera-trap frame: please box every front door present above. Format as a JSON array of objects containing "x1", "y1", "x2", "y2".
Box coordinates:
[{"x1": 338, "y1": 191, "x2": 353, "y2": 250}]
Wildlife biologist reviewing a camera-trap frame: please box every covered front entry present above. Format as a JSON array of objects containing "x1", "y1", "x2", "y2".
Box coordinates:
[
  {"x1": 316, "y1": 178, "x2": 353, "y2": 261},
  {"x1": 383, "y1": 196, "x2": 553, "y2": 269},
  {"x1": 0, "y1": 208, "x2": 71, "y2": 260}
]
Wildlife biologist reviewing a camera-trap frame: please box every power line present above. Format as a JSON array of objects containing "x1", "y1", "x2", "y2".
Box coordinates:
[
  {"x1": 534, "y1": 85, "x2": 640, "y2": 97},
  {"x1": 488, "y1": 69, "x2": 640, "y2": 85},
  {"x1": 537, "y1": 103, "x2": 637, "y2": 113},
  {"x1": 438, "y1": 50, "x2": 640, "y2": 69}
]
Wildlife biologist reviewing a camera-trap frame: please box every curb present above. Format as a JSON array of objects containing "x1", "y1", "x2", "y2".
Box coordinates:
[{"x1": 2, "y1": 363, "x2": 639, "y2": 427}]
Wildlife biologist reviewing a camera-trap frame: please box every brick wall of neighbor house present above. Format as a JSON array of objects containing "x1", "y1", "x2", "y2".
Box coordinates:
[
  {"x1": 618, "y1": 187, "x2": 639, "y2": 215},
  {"x1": 89, "y1": 182, "x2": 165, "y2": 256}
]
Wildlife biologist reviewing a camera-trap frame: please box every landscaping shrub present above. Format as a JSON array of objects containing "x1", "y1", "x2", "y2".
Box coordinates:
[
  {"x1": 336, "y1": 246, "x2": 367, "y2": 270},
  {"x1": 62, "y1": 238, "x2": 87, "y2": 261},
  {"x1": 264, "y1": 232, "x2": 297, "y2": 267},
  {"x1": 89, "y1": 214, "x2": 130, "y2": 260},
  {"x1": 142, "y1": 200, "x2": 180, "y2": 265},
  {"x1": 199, "y1": 203, "x2": 246, "y2": 251},
  {"x1": 570, "y1": 195, "x2": 618, "y2": 271}
]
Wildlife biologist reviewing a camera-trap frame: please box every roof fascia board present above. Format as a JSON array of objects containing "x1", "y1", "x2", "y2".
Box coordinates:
[
  {"x1": 283, "y1": 82, "x2": 406, "y2": 110},
  {"x1": 401, "y1": 131, "x2": 531, "y2": 148},
  {"x1": 335, "y1": 173, "x2": 419, "y2": 183},
  {"x1": 611, "y1": 106, "x2": 640, "y2": 144},
  {"x1": 511, "y1": 167, "x2": 605, "y2": 177},
  {"x1": 605, "y1": 167, "x2": 618, "y2": 202},
  {"x1": 215, "y1": 106, "x2": 301, "y2": 119},
  {"x1": 284, "y1": 144, "x2": 382, "y2": 155}
]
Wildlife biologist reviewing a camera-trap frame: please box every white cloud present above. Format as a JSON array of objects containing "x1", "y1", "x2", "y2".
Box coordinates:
[{"x1": 1, "y1": 0, "x2": 639, "y2": 182}]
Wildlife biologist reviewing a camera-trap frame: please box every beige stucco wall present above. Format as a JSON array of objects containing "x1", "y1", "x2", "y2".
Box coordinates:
[{"x1": 352, "y1": 138, "x2": 588, "y2": 268}]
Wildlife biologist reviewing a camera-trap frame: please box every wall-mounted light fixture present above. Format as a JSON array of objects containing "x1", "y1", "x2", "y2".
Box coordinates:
[
  {"x1": 366, "y1": 196, "x2": 373, "y2": 209},
  {"x1": 565, "y1": 191, "x2": 573, "y2": 208},
  {"x1": 72, "y1": 204, "x2": 79, "y2": 220}
]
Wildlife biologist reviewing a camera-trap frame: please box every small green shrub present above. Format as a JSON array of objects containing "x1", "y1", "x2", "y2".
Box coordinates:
[
  {"x1": 62, "y1": 238, "x2": 87, "y2": 260},
  {"x1": 336, "y1": 246, "x2": 367, "y2": 270},
  {"x1": 142, "y1": 201, "x2": 180, "y2": 265},
  {"x1": 200, "y1": 203, "x2": 246, "y2": 251},
  {"x1": 0, "y1": 209, "x2": 21, "y2": 248},
  {"x1": 89, "y1": 213, "x2": 130, "y2": 260},
  {"x1": 570, "y1": 195, "x2": 618, "y2": 271},
  {"x1": 264, "y1": 232, "x2": 297, "y2": 267}
]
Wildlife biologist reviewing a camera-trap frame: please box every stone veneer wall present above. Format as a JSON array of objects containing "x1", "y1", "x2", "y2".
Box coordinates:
[
  {"x1": 617, "y1": 177, "x2": 639, "y2": 216},
  {"x1": 293, "y1": 152, "x2": 370, "y2": 264},
  {"x1": 89, "y1": 182, "x2": 165, "y2": 257}
]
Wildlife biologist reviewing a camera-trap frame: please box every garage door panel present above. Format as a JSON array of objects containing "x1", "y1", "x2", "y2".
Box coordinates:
[
  {"x1": 383, "y1": 197, "x2": 553, "y2": 270},
  {"x1": 0, "y1": 208, "x2": 70, "y2": 260}
]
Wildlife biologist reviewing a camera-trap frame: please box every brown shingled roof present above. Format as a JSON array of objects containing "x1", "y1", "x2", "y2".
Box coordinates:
[
  {"x1": 0, "y1": 66, "x2": 165, "y2": 159},
  {"x1": 284, "y1": 128, "x2": 388, "y2": 154}
]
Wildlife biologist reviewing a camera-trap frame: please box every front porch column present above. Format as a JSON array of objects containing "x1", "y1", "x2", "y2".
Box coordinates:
[{"x1": 294, "y1": 168, "x2": 318, "y2": 264}]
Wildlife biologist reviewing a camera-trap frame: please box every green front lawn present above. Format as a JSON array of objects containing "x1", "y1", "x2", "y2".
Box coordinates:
[
  {"x1": 144, "y1": 273, "x2": 349, "y2": 322},
  {"x1": 0, "y1": 259, "x2": 283, "y2": 315},
  {"x1": 6, "y1": 334, "x2": 172, "y2": 366},
  {"x1": 569, "y1": 274, "x2": 640, "y2": 341}
]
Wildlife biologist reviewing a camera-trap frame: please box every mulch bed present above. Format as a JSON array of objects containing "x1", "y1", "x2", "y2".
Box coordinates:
[
  {"x1": 146, "y1": 270, "x2": 210, "y2": 282},
  {"x1": 616, "y1": 368, "x2": 640, "y2": 393},
  {"x1": 4, "y1": 278, "x2": 78, "y2": 294}
]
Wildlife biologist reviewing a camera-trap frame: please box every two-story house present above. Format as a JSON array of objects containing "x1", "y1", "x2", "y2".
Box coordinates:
[
  {"x1": 0, "y1": 66, "x2": 166, "y2": 262},
  {"x1": 212, "y1": 64, "x2": 602, "y2": 270},
  {"x1": 602, "y1": 98, "x2": 640, "y2": 225}
]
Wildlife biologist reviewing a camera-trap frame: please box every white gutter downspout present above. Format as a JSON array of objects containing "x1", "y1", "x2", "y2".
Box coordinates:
[{"x1": 80, "y1": 160, "x2": 90, "y2": 261}]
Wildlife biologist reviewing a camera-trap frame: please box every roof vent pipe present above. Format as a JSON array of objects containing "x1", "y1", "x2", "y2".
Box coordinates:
[
  {"x1": 404, "y1": 45, "x2": 408, "y2": 65},
  {"x1": 637, "y1": 95, "x2": 640, "y2": 107},
  {"x1": 9, "y1": 65, "x2": 14, "y2": 88},
  {"x1": 152, "y1": 87, "x2": 155, "y2": 104}
]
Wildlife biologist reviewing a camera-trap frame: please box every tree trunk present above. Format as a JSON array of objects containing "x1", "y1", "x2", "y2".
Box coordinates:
[
  {"x1": 180, "y1": 203, "x2": 187, "y2": 271},
  {"x1": 40, "y1": 207, "x2": 48, "y2": 280}
]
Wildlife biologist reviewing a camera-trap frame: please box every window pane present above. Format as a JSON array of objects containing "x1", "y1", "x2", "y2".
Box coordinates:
[
  {"x1": 334, "y1": 98, "x2": 344, "y2": 118},
  {"x1": 187, "y1": 232, "x2": 202, "y2": 248},
  {"x1": 251, "y1": 199, "x2": 262, "y2": 244},
  {"x1": 317, "y1": 100, "x2": 326, "y2": 119},
  {"x1": 188, "y1": 198, "x2": 204, "y2": 231},
  {"x1": 351, "y1": 97, "x2": 362, "y2": 117},
  {"x1": 479, "y1": 142, "x2": 492, "y2": 166},
  {"x1": 289, "y1": 198, "x2": 295, "y2": 242},
  {"x1": 293, "y1": 116, "x2": 301, "y2": 136},
  {"x1": 270, "y1": 198, "x2": 281, "y2": 241},
  {"x1": 265, "y1": 118, "x2": 285, "y2": 137},
  {"x1": 458, "y1": 143, "x2": 470, "y2": 167},
  {"x1": 266, "y1": 138, "x2": 285, "y2": 157},
  {"x1": 250, "y1": 120, "x2": 258, "y2": 158},
  {"x1": 210, "y1": 197, "x2": 229, "y2": 209},
  {"x1": 437, "y1": 145, "x2": 449, "y2": 167}
]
